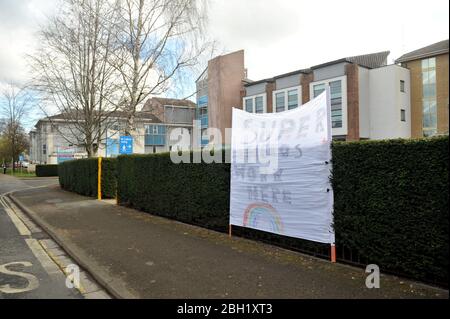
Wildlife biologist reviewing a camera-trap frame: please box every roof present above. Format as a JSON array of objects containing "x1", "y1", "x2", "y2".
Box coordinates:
[
  {"x1": 36, "y1": 110, "x2": 161, "y2": 126},
  {"x1": 244, "y1": 78, "x2": 274, "y2": 87},
  {"x1": 395, "y1": 39, "x2": 449, "y2": 63},
  {"x1": 244, "y1": 51, "x2": 389, "y2": 87},
  {"x1": 311, "y1": 51, "x2": 390, "y2": 69},
  {"x1": 143, "y1": 97, "x2": 196, "y2": 108}
]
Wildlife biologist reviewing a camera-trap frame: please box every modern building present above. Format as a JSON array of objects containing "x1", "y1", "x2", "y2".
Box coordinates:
[
  {"x1": 140, "y1": 97, "x2": 196, "y2": 153},
  {"x1": 195, "y1": 50, "x2": 247, "y2": 146},
  {"x1": 396, "y1": 39, "x2": 449, "y2": 137},
  {"x1": 29, "y1": 97, "x2": 196, "y2": 164},
  {"x1": 242, "y1": 51, "x2": 411, "y2": 141}
]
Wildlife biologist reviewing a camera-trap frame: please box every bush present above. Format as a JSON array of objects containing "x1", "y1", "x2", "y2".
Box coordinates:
[
  {"x1": 36, "y1": 164, "x2": 59, "y2": 177},
  {"x1": 332, "y1": 136, "x2": 448, "y2": 285},
  {"x1": 117, "y1": 151, "x2": 230, "y2": 231},
  {"x1": 61, "y1": 137, "x2": 449, "y2": 285},
  {"x1": 58, "y1": 158, "x2": 117, "y2": 198},
  {"x1": 117, "y1": 138, "x2": 448, "y2": 285}
]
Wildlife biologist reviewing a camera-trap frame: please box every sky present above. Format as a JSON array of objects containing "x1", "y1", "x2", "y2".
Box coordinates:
[{"x1": 0, "y1": 0, "x2": 449, "y2": 129}]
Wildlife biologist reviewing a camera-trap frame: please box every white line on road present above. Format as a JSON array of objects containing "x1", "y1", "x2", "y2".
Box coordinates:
[{"x1": 0, "y1": 196, "x2": 31, "y2": 236}]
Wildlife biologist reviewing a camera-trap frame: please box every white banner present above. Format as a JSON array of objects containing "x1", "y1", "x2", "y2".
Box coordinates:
[{"x1": 230, "y1": 91, "x2": 335, "y2": 244}]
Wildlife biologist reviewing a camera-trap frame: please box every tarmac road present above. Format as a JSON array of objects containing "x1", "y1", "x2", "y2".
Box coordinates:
[{"x1": 0, "y1": 174, "x2": 82, "y2": 299}]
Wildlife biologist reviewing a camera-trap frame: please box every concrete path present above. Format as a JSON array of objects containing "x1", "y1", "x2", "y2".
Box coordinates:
[{"x1": 9, "y1": 184, "x2": 449, "y2": 299}]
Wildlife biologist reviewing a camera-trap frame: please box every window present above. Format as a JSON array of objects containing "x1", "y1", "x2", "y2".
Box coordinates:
[
  {"x1": 255, "y1": 96, "x2": 264, "y2": 113},
  {"x1": 198, "y1": 108, "x2": 208, "y2": 127},
  {"x1": 401, "y1": 109, "x2": 406, "y2": 122},
  {"x1": 400, "y1": 80, "x2": 405, "y2": 93},
  {"x1": 273, "y1": 87, "x2": 301, "y2": 112},
  {"x1": 243, "y1": 94, "x2": 266, "y2": 113},
  {"x1": 287, "y1": 89, "x2": 299, "y2": 110},
  {"x1": 421, "y1": 57, "x2": 437, "y2": 137},
  {"x1": 313, "y1": 81, "x2": 343, "y2": 128},
  {"x1": 145, "y1": 125, "x2": 166, "y2": 145},
  {"x1": 42, "y1": 144, "x2": 46, "y2": 155},
  {"x1": 275, "y1": 92, "x2": 285, "y2": 112},
  {"x1": 245, "y1": 98, "x2": 253, "y2": 112},
  {"x1": 313, "y1": 83, "x2": 326, "y2": 98}
]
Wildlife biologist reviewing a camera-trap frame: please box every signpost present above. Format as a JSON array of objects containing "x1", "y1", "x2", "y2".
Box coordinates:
[{"x1": 119, "y1": 136, "x2": 133, "y2": 155}]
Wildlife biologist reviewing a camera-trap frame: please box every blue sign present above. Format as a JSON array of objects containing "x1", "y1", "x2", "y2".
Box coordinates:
[
  {"x1": 119, "y1": 136, "x2": 133, "y2": 154},
  {"x1": 19, "y1": 155, "x2": 24, "y2": 162}
]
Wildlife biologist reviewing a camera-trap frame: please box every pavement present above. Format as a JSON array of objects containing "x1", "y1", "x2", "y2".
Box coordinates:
[
  {"x1": 5, "y1": 176, "x2": 448, "y2": 299},
  {"x1": 0, "y1": 174, "x2": 110, "y2": 299}
]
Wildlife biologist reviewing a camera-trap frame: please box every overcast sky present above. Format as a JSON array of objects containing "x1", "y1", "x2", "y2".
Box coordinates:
[
  {"x1": 1, "y1": 0, "x2": 449, "y2": 83},
  {"x1": 0, "y1": 0, "x2": 448, "y2": 125}
]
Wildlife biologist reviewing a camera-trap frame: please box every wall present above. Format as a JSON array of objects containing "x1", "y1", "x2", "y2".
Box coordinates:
[
  {"x1": 313, "y1": 62, "x2": 347, "y2": 81},
  {"x1": 368, "y1": 65, "x2": 411, "y2": 139},
  {"x1": 245, "y1": 82, "x2": 266, "y2": 96},
  {"x1": 436, "y1": 53, "x2": 449, "y2": 135},
  {"x1": 208, "y1": 50, "x2": 246, "y2": 139},
  {"x1": 358, "y1": 66, "x2": 371, "y2": 138},
  {"x1": 346, "y1": 64, "x2": 360, "y2": 141},
  {"x1": 275, "y1": 74, "x2": 301, "y2": 90}
]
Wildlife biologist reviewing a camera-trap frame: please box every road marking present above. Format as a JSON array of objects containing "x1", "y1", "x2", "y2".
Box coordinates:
[
  {"x1": 0, "y1": 184, "x2": 112, "y2": 299},
  {"x1": 0, "y1": 261, "x2": 39, "y2": 294},
  {"x1": 0, "y1": 196, "x2": 31, "y2": 236},
  {"x1": 25, "y1": 238, "x2": 61, "y2": 275}
]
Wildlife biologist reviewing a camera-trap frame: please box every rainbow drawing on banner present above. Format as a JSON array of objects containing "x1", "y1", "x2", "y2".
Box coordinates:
[{"x1": 243, "y1": 203, "x2": 284, "y2": 234}]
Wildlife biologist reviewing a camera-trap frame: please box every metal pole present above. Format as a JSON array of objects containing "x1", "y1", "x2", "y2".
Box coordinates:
[{"x1": 98, "y1": 157, "x2": 102, "y2": 200}]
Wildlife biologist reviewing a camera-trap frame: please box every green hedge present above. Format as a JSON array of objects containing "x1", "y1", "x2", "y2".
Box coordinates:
[
  {"x1": 36, "y1": 164, "x2": 59, "y2": 177},
  {"x1": 116, "y1": 137, "x2": 448, "y2": 285},
  {"x1": 117, "y1": 152, "x2": 230, "y2": 229},
  {"x1": 332, "y1": 137, "x2": 448, "y2": 285},
  {"x1": 60, "y1": 137, "x2": 449, "y2": 285},
  {"x1": 58, "y1": 158, "x2": 117, "y2": 198}
]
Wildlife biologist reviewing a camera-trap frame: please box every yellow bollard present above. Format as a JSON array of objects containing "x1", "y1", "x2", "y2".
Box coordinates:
[{"x1": 98, "y1": 157, "x2": 102, "y2": 200}]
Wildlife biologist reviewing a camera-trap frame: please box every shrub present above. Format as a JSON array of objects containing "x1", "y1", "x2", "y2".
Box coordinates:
[
  {"x1": 62, "y1": 137, "x2": 449, "y2": 285},
  {"x1": 58, "y1": 158, "x2": 117, "y2": 198},
  {"x1": 36, "y1": 164, "x2": 59, "y2": 177},
  {"x1": 331, "y1": 136, "x2": 448, "y2": 285},
  {"x1": 117, "y1": 138, "x2": 448, "y2": 285},
  {"x1": 117, "y1": 151, "x2": 230, "y2": 231}
]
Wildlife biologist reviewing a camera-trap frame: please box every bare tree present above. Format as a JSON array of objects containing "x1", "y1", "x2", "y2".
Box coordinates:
[
  {"x1": 0, "y1": 83, "x2": 32, "y2": 171},
  {"x1": 29, "y1": 0, "x2": 125, "y2": 157},
  {"x1": 113, "y1": 0, "x2": 212, "y2": 135}
]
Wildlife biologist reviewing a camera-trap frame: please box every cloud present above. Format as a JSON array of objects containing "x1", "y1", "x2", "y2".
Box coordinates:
[
  {"x1": 207, "y1": 0, "x2": 449, "y2": 80},
  {"x1": 0, "y1": 0, "x2": 56, "y2": 84}
]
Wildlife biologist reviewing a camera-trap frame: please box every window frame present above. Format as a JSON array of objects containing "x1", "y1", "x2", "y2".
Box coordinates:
[
  {"x1": 243, "y1": 93, "x2": 267, "y2": 114},
  {"x1": 400, "y1": 80, "x2": 405, "y2": 93},
  {"x1": 400, "y1": 109, "x2": 406, "y2": 122},
  {"x1": 272, "y1": 86, "x2": 302, "y2": 113},
  {"x1": 309, "y1": 75, "x2": 348, "y2": 136},
  {"x1": 421, "y1": 57, "x2": 437, "y2": 137},
  {"x1": 144, "y1": 124, "x2": 167, "y2": 146}
]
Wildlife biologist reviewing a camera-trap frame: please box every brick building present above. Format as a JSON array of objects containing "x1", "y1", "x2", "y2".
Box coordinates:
[{"x1": 396, "y1": 39, "x2": 449, "y2": 137}]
